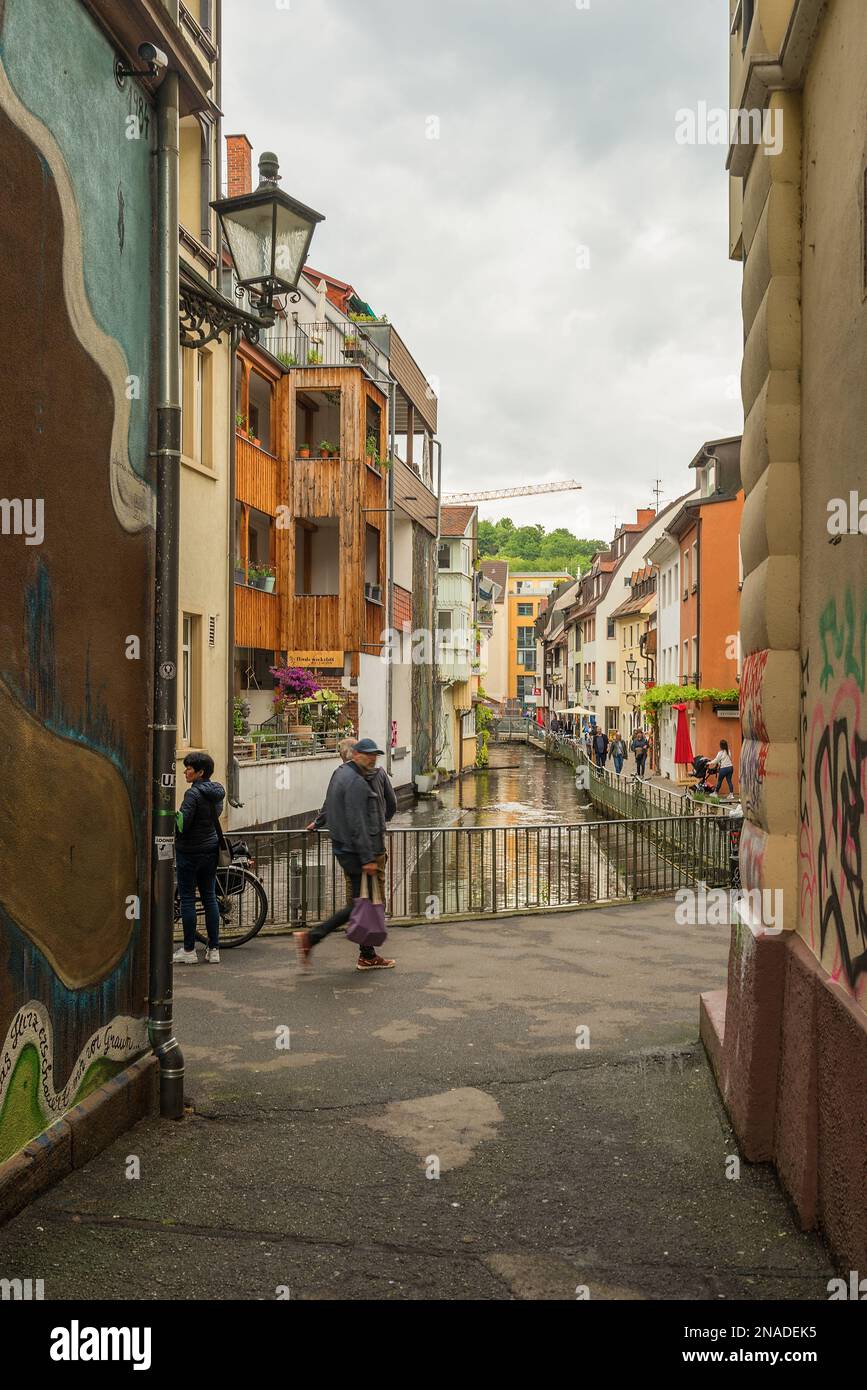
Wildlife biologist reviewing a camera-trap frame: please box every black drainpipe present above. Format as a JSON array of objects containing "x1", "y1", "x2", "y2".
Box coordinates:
[{"x1": 148, "y1": 49, "x2": 184, "y2": 1118}]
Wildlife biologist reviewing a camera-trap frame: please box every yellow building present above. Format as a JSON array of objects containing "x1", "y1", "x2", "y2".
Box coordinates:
[
  {"x1": 176, "y1": 5, "x2": 233, "y2": 791},
  {"x1": 704, "y1": 0, "x2": 867, "y2": 1272},
  {"x1": 611, "y1": 567, "x2": 655, "y2": 738},
  {"x1": 507, "y1": 572, "x2": 572, "y2": 708}
]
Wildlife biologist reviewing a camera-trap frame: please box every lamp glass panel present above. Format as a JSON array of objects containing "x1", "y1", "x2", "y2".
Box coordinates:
[
  {"x1": 221, "y1": 201, "x2": 275, "y2": 285},
  {"x1": 272, "y1": 203, "x2": 315, "y2": 287}
]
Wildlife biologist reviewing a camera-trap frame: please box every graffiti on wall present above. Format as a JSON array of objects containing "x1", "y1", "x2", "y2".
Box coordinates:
[
  {"x1": 800, "y1": 594, "x2": 867, "y2": 998},
  {"x1": 0, "y1": 0, "x2": 154, "y2": 1161},
  {"x1": 740, "y1": 649, "x2": 770, "y2": 818}
]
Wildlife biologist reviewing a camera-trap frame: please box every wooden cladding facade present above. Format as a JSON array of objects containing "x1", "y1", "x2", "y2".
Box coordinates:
[
  {"x1": 234, "y1": 352, "x2": 388, "y2": 664},
  {"x1": 236, "y1": 435, "x2": 279, "y2": 516},
  {"x1": 283, "y1": 365, "x2": 387, "y2": 656},
  {"x1": 235, "y1": 582, "x2": 279, "y2": 651},
  {"x1": 393, "y1": 456, "x2": 438, "y2": 536}
]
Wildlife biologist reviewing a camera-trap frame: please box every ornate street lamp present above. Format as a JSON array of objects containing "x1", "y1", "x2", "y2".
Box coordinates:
[
  {"x1": 212, "y1": 153, "x2": 325, "y2": 328},
  {"x1": 625, "y1": 655, "x2": 638, "y2": 685}
]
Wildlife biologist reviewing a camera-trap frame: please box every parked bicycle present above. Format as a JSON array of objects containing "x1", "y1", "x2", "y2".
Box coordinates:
[{"x1": 173, "y1": 840, "x2": 268, "y2": 948}]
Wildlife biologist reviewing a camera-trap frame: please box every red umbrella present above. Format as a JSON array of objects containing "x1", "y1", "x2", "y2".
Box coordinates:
[{"x1": 673, "y1": 702, "x2": 693, "y2": 765}]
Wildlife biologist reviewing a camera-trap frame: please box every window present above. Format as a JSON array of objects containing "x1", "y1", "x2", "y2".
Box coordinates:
[
  {"x1": 683, "y1": 550, "x2": 690, "y2": 595},
  {"x1": 182, "y1": 348, "x2": 213, "y2": 466},
  {"x1": 692, "y1": 636, "x2": 698, "y2": 682},
  {"x1": 517, "y1": 675, "x2": 536, "y2": 705},
  {"x1": 683, "y1": 640, "x2": 689, "y2": 679},
  {"x1": 247, "y1": 370, "x2": 273, "y2": 453},
  {"x1": 438, "y1": 544, "x2": 451, "y2": 569},
  {"x1": 461, "y1": 543, "x2": 470, "y2": 576},
  {"x1": 606, "y1": 661, "x2": 616, "y2": 684},
  {"x1": 296, "y1": 517, "x2": 339, "y2": 596},
  {"x1": 517, "y1": 602, "x2": 533, "y2": 617},
  {"x1": 437, "y1": 609, "x2": 453, "y2": 636},
  {"x1": 607, "y1": 618, "x2": 615, "y2": 638},
  {"x1": 742, "y1": 0, "x2": 755, "y2": 53},
  {"x1": 692, "y1": 542, "x2": 698, "y2": 591},
  {"x1": 365, "y1": 525, "x2": 380, "y2": 587},
  {"x1": 461, "y1": 709, "x2": 476, "y2": 739},
  {"x1": 181, "y1": 613, "x2": 200, "y2": 746}
]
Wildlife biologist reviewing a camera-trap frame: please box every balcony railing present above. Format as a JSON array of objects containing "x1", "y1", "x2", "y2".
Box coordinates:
[{"x1": 267, "y1": 321, "x2": 385, "y2": 378}]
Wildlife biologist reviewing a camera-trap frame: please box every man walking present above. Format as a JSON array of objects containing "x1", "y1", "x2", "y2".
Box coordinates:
[
  {"x1": 592, "y1": 726, "x2": 609, "y2": 769},
  {"x1": 631, "y1": 726, "x2": 649, "y2": 778},
  {"x1": 295, "y1": 739, "x2": 396, "y2": 971}
]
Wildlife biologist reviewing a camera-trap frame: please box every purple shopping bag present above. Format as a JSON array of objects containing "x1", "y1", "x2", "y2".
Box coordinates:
[{"x1": 346, "y1": 873, "x2": 388, "y2": 948}]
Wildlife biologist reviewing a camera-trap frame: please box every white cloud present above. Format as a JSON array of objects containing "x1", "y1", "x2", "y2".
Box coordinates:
[{"x1": 221, "y1": 0, "x2": 743, "y2": 542}]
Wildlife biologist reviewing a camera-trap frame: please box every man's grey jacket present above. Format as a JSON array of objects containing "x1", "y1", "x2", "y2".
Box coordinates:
[{"x1": 322, "y1": 761, "x2": 390, "y2": 863}]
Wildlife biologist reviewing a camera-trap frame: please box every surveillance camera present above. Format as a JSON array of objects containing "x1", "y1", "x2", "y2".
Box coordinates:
[{"x1": 138, "y1": 42, "x2": 168, "y2": 73}]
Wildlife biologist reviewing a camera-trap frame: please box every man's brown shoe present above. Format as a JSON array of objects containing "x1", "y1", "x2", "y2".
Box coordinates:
[{"x1": 356, "y1": 954, "x2": 395, "y2": 970}]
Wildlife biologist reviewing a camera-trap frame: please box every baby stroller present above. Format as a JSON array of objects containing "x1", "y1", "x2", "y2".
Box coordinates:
[{"x1": 690, "y1": 755, "x2": 718, "y2": 794}]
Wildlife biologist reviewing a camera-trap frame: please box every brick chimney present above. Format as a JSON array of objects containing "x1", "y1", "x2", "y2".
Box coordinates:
[
  {"x1": 226, "y1": 134, "x2": 253, "y2": 197},
  {"x1": 636, "y1": 508, "x2": 656, "y2": 529}
]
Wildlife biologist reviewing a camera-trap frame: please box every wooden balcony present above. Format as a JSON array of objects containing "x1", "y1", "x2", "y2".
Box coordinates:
[
  {"x1": 235, "y1": 580, "x2": 279, "y2": 651},
  {"x1": 236, "y1": 434, "x2": 279, "y2": 515},
  {"x1": 280, "y1": 595, "x2": 340, "y2": 653}
]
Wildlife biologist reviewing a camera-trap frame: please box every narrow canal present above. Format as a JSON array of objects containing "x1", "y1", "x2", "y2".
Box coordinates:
[
  {"x1": 393, "y1": 742, "x2": 589, "y2": 828},
  {"x1": 230, "y1": 740, "x2": 728, "y2": 933}
]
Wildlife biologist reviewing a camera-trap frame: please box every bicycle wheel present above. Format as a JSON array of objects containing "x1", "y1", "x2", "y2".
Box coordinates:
[{"x1": 196, "y1": 869, "x2": 269, "y2": 948}]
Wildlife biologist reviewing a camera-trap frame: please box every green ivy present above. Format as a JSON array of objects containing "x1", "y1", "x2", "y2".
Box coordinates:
[{"x1": 641, "y1": 683, "x2": 739, "y2": 711}]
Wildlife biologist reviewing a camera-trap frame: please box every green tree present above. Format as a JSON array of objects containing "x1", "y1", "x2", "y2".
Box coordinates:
[{"x1": 475, "y1": 516, "x2": 604, "y2": 575}]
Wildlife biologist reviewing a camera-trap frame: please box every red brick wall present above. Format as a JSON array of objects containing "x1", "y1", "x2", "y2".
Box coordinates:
[
  {"x1": 226, "y1": 134, "x2": 252, "y2": 197},
  {"x1": 394, "y1": 584, "x2": 412, "y2": 632}
]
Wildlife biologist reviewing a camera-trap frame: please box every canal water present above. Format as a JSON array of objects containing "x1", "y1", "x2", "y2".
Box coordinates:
[
  {"x1": 393, "y1": 742, "x2": 589, "y2": 829},
  {"x1": 224, "y1": 740, "x2": 725, "y2": 933}
]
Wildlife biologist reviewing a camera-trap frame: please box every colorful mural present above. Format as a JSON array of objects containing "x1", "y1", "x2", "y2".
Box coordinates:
[
  {"x1": 799, "y1": 591, "x2": 867, "y2": 1002},
  {"x1": 0, "y1": 0, "x2": 155, "y2": 1161}
]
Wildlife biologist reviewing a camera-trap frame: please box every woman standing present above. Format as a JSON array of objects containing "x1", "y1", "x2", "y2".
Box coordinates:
[
  {"x1": 707, "y1": 740, "x2": 735, "y2": 799},
  {"x1": 611, "y1": 731, "x2": 627, "y2": 775}
]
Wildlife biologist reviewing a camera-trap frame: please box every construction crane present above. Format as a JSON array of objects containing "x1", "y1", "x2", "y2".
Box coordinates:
[{"x1": 441, "y1": 480, "x2": 582, "y2": 505}]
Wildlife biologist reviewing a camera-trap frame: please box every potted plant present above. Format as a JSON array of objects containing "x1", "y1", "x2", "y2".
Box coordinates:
[
  {"x1": 415, "y1": 767, "x2": 438, "y2": 795},
  {"x1": 247, "y1": 563, "x2": 265, "y2": 590},
  {"x1": 270, "y1": 664, "x2": 319, "y2": 738},
  {"x1": 344, "y1": 333, "x2": 359, "y2": 354},
  {"x1": 235, "y1": 411, "x2": 246, "y2": 436},
  {"x1": 298, "y1": 442, "x2": 311, "y2": 459},
  {"x1": 307, "y1": 349, "x2": 322, "y2": 365},
  {"x1": 319, "y1": 439, "x2": 331, "y2": 459},
  {"x1": 234, "y1": 557, "x2": 246, "y2": 585},
  {"x1": 233, "y1": 696, "x2": 251, "y2": 737},
  {"x1": 329, "y1": 442, "x2": 339, "y2": 458},
  {"x1": 259, "y1": 564, "x2": 276, "y2": 594},
  {"x1": 277, "y1": 351, "x2": 297, "y2": 368},
  {"x1": 366, "y1": 432, "x2": 379, "y2": 468}
]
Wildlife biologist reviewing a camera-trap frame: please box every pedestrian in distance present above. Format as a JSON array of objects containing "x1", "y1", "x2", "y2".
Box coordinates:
[
  {"x1": 630, "y1": 726, "x2": 649, "y2": 778},
  {"x1": 294, "y1": 738, "x2": 396, "y2": 971},
  {"x1": 707, "y1": 739, "x2": 735, "y2": 798},
  {"x1": 593, "y1": 726, "x2": 609, "y2": 769},
  {"x1": 611, "y1": 731, "x2": 627, "y2": 775},
  {"x1": 173, "y1": 751, "x2": 225, "y2": 965}
]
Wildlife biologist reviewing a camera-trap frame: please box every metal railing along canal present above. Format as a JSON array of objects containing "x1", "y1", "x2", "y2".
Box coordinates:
[{"x1": 239, "y1": 816, "x2": 731, "y2": 933}]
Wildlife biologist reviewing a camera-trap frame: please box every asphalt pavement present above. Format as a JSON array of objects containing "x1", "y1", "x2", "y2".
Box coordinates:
[{"x1": 0, "y1": 900, "x2": 832, "y2": 1300}]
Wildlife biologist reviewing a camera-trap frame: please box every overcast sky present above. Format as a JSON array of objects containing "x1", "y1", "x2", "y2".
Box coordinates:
[{"x1": 222, "y1": 0, "x2": 743, "y2": 543}]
